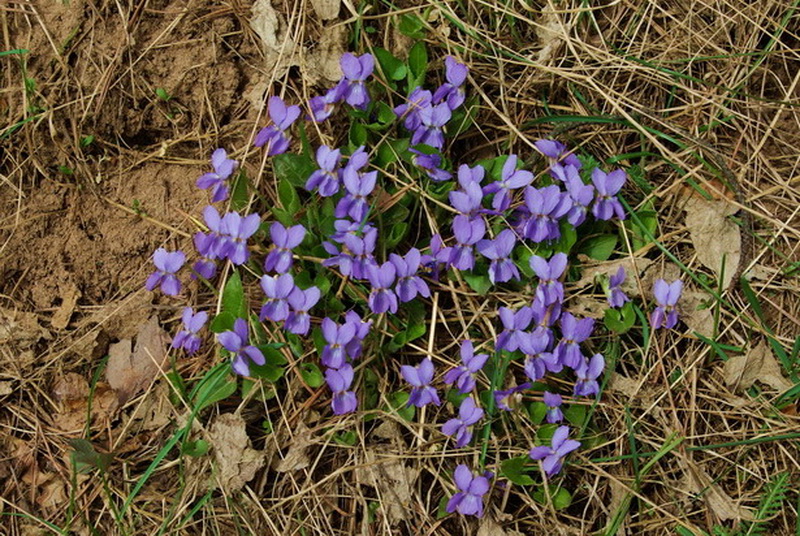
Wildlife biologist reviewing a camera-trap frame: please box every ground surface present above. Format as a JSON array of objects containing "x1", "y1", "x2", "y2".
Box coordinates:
[{"x1": 1, "y1": 1, "x2": 799, "y2": 535}]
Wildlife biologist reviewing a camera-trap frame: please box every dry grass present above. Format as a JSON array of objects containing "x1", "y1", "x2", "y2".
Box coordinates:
[{"x1": 1, "y1": 0, "x2": 799, "y2": 534}]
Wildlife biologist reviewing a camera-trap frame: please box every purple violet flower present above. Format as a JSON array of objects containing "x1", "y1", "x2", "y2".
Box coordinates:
[
  {"x1": 219, "y1": 318, "x2": 265, "y2": 377},
  {"x1": 220, "y1": 211, "x2": 261, "y2": 265},
  {"x1": 535, "y1": 139, "x2": 582, "y2": 169},
  {"x1": 553, "y1": 164, "x2": 594, "y2": 227},
  {"x1": 591, "y1": 168, "x2": 627, "y2": 220},
  {"x1": 367, "y1": 261, "x2": 398, "y2": 314},
  {"x1": 336, "y1": 168, "x2": 377, "y2": 223},
  {"x1": 409, "y1": 148, "x2": 452, "y2": 181},
  {"x1": 521, "y1": 333, "x2": 561, "y2": 381},
  {"x1": 343, "y1": 311, "x2": 372, "y2": 360},
  {"x1": 449, "y1": 215, "x2": 485, "y2": 270},
  {"x1": 192, "y1": 232, "x2": 218, "y2": 280},
  {"x1": 196, "y1": 148, "x2": 237, "y2": 203},
  {"x1": 555, "y1": 312, "x2": 594, "y2": 369},
  {"x1": 309, "y1": 82, "x2": 345, "y2": 122},
  {"x1": 254, "y1": 96, "x2": 301, "y2": 155},
  {"x1": 264, "y1": 222, "x2": 306, "y2": 274},
  {"x1": 325, "y1": 364, "x2": 358, "y2": 415},
  {"x1": 202, "y1": 205, "x2": 229, "y2": 259},
  {"x1": 433, "y1": 56, "x2": 468, "y2": 110},
  {"x1": 483, "y1": 155, "x2": 533, "y2": 212},
  {"x1": 651, "y1": 279, "x2": 682, "y2": 329},
  {"x1": 530, "y1": 253, "x2": 567, "y2": 306},
  {"x1": 284, "y1": 286, "x2": 321, "y2": 335},
  {"x1": 443, "y1": 340, "x2": 489, "y2": 394},
  {"x1": 321, "y1": 317, "x2": 357, "y2": 369},
  {"x1": 401, "y1": 358, "x2": 440, "y2": 407},
  {"x1": 306, "y1": 145, "x2": 342, "y2": 196},
  {"x1": 449, "y1": 164, "x2": 485, "y2": 217},
  {"x1": 520, "y1": 185, "x2": 571, "y2": 242},
  {"x1": 323, "y1": 227, "x2": 378, "y2": 280},
  {"x1": 574, "y1": 354, "x2": 604, "y2": 397},
  {"x1": 607, "y1": 266, "x2": 629, "y2": 308},
  {"x1": 442, "y1": 396, "x2": 483, "y2": 447},
  {"x1": 495, "y1": 382, "x2": 531, "y2": 411},
  {"x1": 259, "y1": 273, "x2": 296, "y2": 322},
  {"x1": 390, "y1": 248, "x2": 430, "y2": 303},
  {"x1": 446, "y1": 465, "x2": 491, "y2": 518},
  {"x1": 145, "y1": 248, "x2": 185, "y2": 296},
  {"x1": 543, "y1": 391, "x2": 564, "y2": 423},
  {"x1": 394, "y1": 87, "x2": 432, "y2": 130},
  {"x1": 411, "y1": 102, "x2": 451, "y2": 149},
  {"x1": 476, "y1": 229, "x2": 519, "y2": 284},
  {"x1": 171, "y1": 307, "x2": 207, "y2": 355},
  {"x1": 529, "y1": 425, "x2": 581, "y2": 477},
  {"x1": 340, "y1": 53, "x2": 374, "y2": 110},
  {"x1": 496, "y1": 306, "x2": 533, "y2": 352}
]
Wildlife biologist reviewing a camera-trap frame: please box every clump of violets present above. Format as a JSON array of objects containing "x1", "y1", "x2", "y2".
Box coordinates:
[
  {"x1": 219, "y1": 318, "x2": 265, "y2": 377},
  {"x1": 651, "y1": 279, "x2": 683, "y2": 329},
  {"x1": 196, "y1": 148, "x2": 237, "y2": 203},
  {"x1": 255, "y1": 96, "x2": 300, "y2": 155},
  {"x1": 171, "y1": 307, "x2": 207, "y2": 355},
  {"x1": 446, "y1": 465, "x2": 491, "y2": 518},
  {"x1": 529, "y1": 425, "x2": 581, "y2": 477},
  {"x1": 146, "y1": 248, "x2": 185, "y2": 296}
]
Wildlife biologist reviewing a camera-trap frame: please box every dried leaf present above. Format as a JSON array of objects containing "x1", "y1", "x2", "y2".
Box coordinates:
[
  {"x1": 575, "y1": 257, "x2": 654, "y2": 297},
  {"x1": 681, "y1": 289, "x2": 715, "y2": 338},
  {"x1": 680, "y1": 459, "x2": 752, "y2": 522},
  {"x1": 106, "y1": 316, "x2": 169, "y2": 404},
  {"x1": 0, "y1": 381, "x2": 12, "y2": 396},
  {"x1": 52, "y1": 283, "x2": 80, "y2": 330},
  {"x1": 0, "y1": 307, "x2": 50, "y2": 350},
  {"x1": 725, "y1": 342, "x2": 793, "y2": 393},
  {"x1": 87, "y1": 292, "x2": 152, "y2": 339},
  {"x1": 478, "y1": 518, "x2": 524, "y2": 536},
  {"x1": 272, "y1": 422, "x2": 313, "y2": 472},
  {"x1": 535, "y1": 10, "x2": 563, "y2": 63},
  {"x1": 53, "y1": 374, "x2": 118, "y2": 432},
  {"x1": 356, "y1": 449, "x2": 419, "y2": 523},
  {"x1": 684, "y1": 196, "x2": 741, "y2": 290},
  {"x1": 208, "y1": 413, "x2": 265, "y2": 492},
  {"x1": 608, "y1": 373, "x2": 641, "y2": 398},
  {"x1": 310, "y1": 0, "x2": 340, "y2": 20}
]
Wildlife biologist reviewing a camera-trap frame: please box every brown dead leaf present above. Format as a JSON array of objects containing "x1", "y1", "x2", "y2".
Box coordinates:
[
  {"x1": 0, "y1": 307, "x2": 50, "y2": 350},
  {"x1": 478, "y1": 518, "x2": 524, "y2": 536},
  {"x1": 575, "y1": 257, "x2": 654, "y2": 297},
  {"x1": 535, "y1": 10, "x2": 563, "y2": 63},
  {"x1": 310, "y1": 0, "x2": 340, "y2": 20},
  {"x1": 86, "y1": 292, "x2": 152, "y2": 339},
  {"x1": 684, "y1": 196, "x2": 741, "y2": 290},
  {"x1": 680, "y1": 289, "x2": 715, "y2": 338},
  {"x1": 106, "y1": 316, "x2": 169, "y2": 404},
  {"x1": 356, "y1": 448, "x2": 419, "y2": 524},
  {"x1": 565, "y1": 295, "x2": 608, "y2": 319},
  {"x1": 272, "y1": 422, "x2": 313, "y2": 473},
  {"x1": 680, "y1": 459, "x2": 752, "y2": 522},
  {"x1": 52, "y1": 283, "x2": 80, "y2": 330},
  {"x1": 0, "y1": 381, "x2": 13, "y2": 396},
  {"x1": 209, "y1": 413, "x2": 265, "y2": 492},
  {"x1": 53, "y1": 374, "x2": 118, "y2": 432},
  {"x1": 608, "y1": 373, "x2": 641, "y2": 398},
  {"x1": 125, "y1": 382, "x2": 173, "y2": 432},
  {"x1": 724, "y1": 342, "x2": 793, "y2": 393}
]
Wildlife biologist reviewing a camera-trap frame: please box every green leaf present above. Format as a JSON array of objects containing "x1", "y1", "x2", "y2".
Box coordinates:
[
  {"x1": 398, "y1": 14, "x2": 426, "y2": 39},
  {"x1": 273, "y1": 153, "x2": 316, "y2": 188},
  {"x1": 209, "y1": 311, "x2": 236, "y2": 334},
  {"x1": 581, "y1": 234, "x2": 617, "y2": 261},
  {"x1": 407, "y1": 41, "x2": 427, "y2": 88},
  {"x1": 334, "y1": 430, "x2": 357, "y2": 446},
  {"x1": 221, "y1": 271, "x2": 246, "y2": 318},
  {"x1": 300, "y1": 363, "x2": 325, "y2": 388},
  {"x1": 533, "y1": 485, "x2": 573, "y2": 510},
  {"x1": 552, "y1": 220, "x2": 577, "y2": 254},
  {"x1": 385, "y1": 222, "x2": 409, "y2": 249},
  {"x1": 375, "y1": 101, "x2": 396, "y2": 125},
  {"x1": 528, "y1": 401, "x2": 547, "y2": 424},
  {"x1": 388, "y1": 391, "x2": 415, "y2": 421},
  {"x1": 463, "y1": 271, "x2": 492, "y2": 295},
  {"x1": 604, "y1": 301, "x2": 636, "y2": 334},
  {"x1": 374, "y1": 47, "x2": 407, "y2": 81},
  {"x1": 278, "y1": 178, "x2": 301, "y2": 214},
  {"x1": 68, "y1": 439, "x2": 114, "y2": 473},
  {"x1": 501, "y1": 456, "x2": 535, "y2": 486},
  {"x1": 249, "y1": 346, "x2": 288, "y2": 382},
  {"x1": 564, "y1": 403, "x2": 587, "y2": 427},
  {"x1": 230, "y1": 171, "x2": 250, "y2": 211},
  {"x1": 182, "y1": 439, "x2": 209, "y2": 457},
  {"x1": 79, "y1": 135, "x2": 95, "y2": 147},
  {"x1": 349, "y1": 121, "x2": 367, "y2": 147},
  {"x1": 155, "y1": 87, "x2": 171, "y2": 101},
  {"x1": 193, "y1": 365, "x2": 237, "y2": 411}
]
